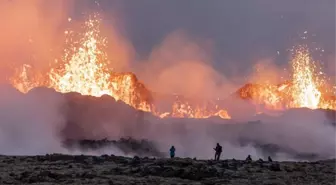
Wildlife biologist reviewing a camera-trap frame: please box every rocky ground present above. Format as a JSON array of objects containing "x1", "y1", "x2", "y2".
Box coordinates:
[{"x1": 0, "y1": 154, "x2": 334, "y2": 185}]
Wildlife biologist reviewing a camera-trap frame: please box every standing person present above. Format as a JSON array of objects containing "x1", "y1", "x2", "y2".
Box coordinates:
[
  {"x1": 170, "y1": 146, "x2": 176, "y2": 158},
  {"x1": 214, "y1": 143, "x2": 222, "y2": 161}
]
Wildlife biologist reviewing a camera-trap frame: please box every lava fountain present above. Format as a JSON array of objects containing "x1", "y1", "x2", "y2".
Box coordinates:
[
  {"x1": 237, "y1": 46, "x2": 335, "y2": 111},
  {"x1": 9, "y1": 14, "x2": 231, "y2": 119}
]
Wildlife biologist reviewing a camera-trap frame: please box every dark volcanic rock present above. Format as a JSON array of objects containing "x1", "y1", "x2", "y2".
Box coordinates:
[
  {"x1": 63, "y1": 137, "x2": 165, "y2": 158},
  {"x1": 0, "y1": 154, "x2": 334, "y2": 185}
]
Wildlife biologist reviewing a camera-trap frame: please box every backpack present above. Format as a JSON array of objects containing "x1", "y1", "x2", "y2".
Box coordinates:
[{"x1": 218, "y1": 146, "x2": 222, "y2": 152}]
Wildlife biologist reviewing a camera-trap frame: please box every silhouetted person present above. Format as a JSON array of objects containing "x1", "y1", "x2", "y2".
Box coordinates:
[
  {"x1": 246, "y1": 155, "x2": 252, "y2": 162},
  {"x1": 268, "y1": 156, "x2": 273, "y2": 162},
  {"x1": 170, "y1": 146, "x2": 175, "y2": 158},
  {"x1": 214, "y1": 143, "x2": 222, "y2": 161}
]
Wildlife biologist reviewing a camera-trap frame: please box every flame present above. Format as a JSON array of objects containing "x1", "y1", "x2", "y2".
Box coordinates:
[
  {"x1": 238, "y1": 83, "x2": 284, "y2": 110},
  {"x1": 168, "y1": 98, "x2": 231, "y2": 119},
  {"x1": 290, "y1": 46, "x2": 322, "y2": 109},
  {"x1": 10, "y1": 64, "x2": 33, "y2": 93},
  {"x1": 238, "y1": 46, "x2": 335, "y2": 111},
  {"x1": 48, "y1": 14, "x2": 153, "y2": 112},
  {"x1": 10, "y1": 14, "x2": 231, "y2": 119},
  {"x1": 10, "y1": 64, "x2": 47, "y2": 93},
  {"x1": 49, "y1": 15, "x2": 112, "y2": 97}
]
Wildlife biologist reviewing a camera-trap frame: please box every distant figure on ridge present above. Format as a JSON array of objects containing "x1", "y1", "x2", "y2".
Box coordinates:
[
  {"x1": 268, "y1": 156, "x2": 273, "y2": 162},
  {"x1": 246, "y1": 155, "x2": 252, "y2": 162},
  {"x1": 170, "y1": 146, "x2": 176, "y2": 158},
  {"x1": 214, "y1": 143, "x2": 222, "y2": 161}
]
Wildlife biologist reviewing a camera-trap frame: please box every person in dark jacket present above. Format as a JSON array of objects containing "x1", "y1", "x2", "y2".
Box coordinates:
[
  {"x1": 170, "y1": 146, "x2": 176, "y2": 158},
  {"x1": 246, "y1": 155, "x2": 252, "y2": 162},
  {"x1": 214, "y1": 143, "x2": 222, "y2": 161}
]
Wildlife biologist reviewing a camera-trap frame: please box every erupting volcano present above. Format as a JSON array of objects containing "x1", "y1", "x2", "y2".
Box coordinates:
[
  {"x1": 9, "y1": 14, "x2": 336, "y2": 120},
  {"x1": 9, "y1": 14, "x2": 232, "y2": 120}
]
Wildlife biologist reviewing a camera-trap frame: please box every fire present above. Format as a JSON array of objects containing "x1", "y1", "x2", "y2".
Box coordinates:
[
  {"x1": 9, "y1": 14, "x2": 231, "y2": 119},
  {"x1": 48, "y1": 14, "x2": 153, "y2": 112},
  {"x1": 10, "y1": 64, "x2": 47, "y2": 93},
  {"x1": 238, "y1": 46, "x2": 335, "y2": 111},
  {"x1": 49, "y1": 15, "x2": 112, "y2": 97},
  {"x1": 166, "y1": 98, "x2": 231, "y2": 119},
  {"x1": 10, "y1": 64, "x2": 34, "y2": 93},
  {"x1": 290, "y1": 46, "x2": 322, "y2": 109}
]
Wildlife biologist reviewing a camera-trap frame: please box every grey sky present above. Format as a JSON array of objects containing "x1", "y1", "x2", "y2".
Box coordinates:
[{"x1": 75, "y1": 0, "x2": 335, "y2": 76}]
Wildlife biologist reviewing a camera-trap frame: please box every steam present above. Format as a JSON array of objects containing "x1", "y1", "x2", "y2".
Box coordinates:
[
  {"x1": 0, "y1": 0, "x2": 70, "y2": 155},
  {"x1": 144, "y1": 109, "x2": 335, "y2": 161},
  {"x1": 0, "y1": 85, "x2": 65, "y2": 155}
]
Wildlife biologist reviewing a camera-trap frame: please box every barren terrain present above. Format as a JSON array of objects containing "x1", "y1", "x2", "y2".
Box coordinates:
[{"x1": 0, "y1": 154, "x2": 334, "y2": 185}]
